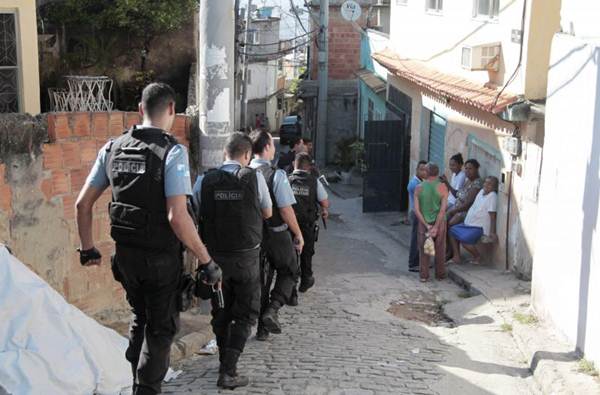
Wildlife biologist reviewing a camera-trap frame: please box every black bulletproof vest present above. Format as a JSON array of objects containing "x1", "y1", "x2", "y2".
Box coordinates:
[
  {"x1": 199, "y1": 166, "x2": 263, "y2": 253},
  {"x1": 289, "y1": 171, "x2": 318, "y2": 224},
  {"x1": 254, "y1": 163, "x2": 284, "y2": 228},
  {"x1": 106, "y1": 127, "x2": 180, "y2": 250}
]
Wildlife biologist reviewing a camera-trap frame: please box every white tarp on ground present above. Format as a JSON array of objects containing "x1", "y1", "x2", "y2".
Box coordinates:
[{"x1": 0, "y1": 245, "x2": 132, "y2": 395}]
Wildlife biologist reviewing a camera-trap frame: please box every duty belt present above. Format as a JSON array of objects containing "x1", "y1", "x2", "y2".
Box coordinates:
[{"x1": 268, "y1": 223, "x2": 289, "y2": 233}]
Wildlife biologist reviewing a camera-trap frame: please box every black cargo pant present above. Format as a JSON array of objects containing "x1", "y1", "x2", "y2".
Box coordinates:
[
  {"x1": 299, "y1": 221, "x2": 316, "y2": 282},
  {"x1": 259, "y1": 229, "x2": 299, "y2": 316},
  {"x1": 111, "y1": 244, "x2": 182, "y2": 395},
  {"x1": 211, "y1": 249, "x2": 261, "y2": 353}
]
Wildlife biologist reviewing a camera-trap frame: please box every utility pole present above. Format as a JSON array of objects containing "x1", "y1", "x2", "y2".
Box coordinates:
[
  {"x1": 198, "y1": 0, "x2": 236, "y2": 170},
  {"x1": 316, "y1": 0, "x2": 329, "y2": 166},
  {"x1": 240, "y1": 0, "x2": 253, "y2": 131}
]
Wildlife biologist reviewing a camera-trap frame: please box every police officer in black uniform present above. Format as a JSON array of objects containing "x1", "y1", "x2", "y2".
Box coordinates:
[
  {"x1": 192, "y1": 132, "x2": 272, "y2": 389},
  {"x1": 289, "y1": 153, "x2": 330, "y2": 294},
  {"x1": 249, "y1": 130, "x2": 304, "y2": 341},
  {"x1": 76, "y1": 83, "x2": 221, "y2": 395}
]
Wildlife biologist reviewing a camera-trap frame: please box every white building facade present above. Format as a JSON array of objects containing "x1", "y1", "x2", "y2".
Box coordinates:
[
  {"x1": 532, "y1": 0, "x2": 600, "y2": 367},
  {"x1": 375, "y1": 0, "x2": 560, "y2": 277}
]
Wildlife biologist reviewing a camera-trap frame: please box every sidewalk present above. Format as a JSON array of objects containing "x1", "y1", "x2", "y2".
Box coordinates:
[{"x1": 328, "y1": 180, "x2": 600, "y2": 395}]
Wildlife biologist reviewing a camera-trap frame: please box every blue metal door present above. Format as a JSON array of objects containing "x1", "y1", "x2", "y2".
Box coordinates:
[{"x1": 428, "y1": 112, "x2": 447, "y2": 171}]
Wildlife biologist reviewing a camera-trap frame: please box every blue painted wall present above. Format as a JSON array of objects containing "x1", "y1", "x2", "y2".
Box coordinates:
[{"x1": 358, "y1": 31, "x2": 388, "y2": 138}]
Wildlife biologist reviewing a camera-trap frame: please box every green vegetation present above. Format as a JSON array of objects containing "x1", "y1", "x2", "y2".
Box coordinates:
[
  {"x1": 578, "y1": 359, "x2": 599, "y2": 377},
  {"x1": 513, "y1": 312, "x2": 538, "y2": 325},
  {"x1": 42, "y1": 0, "x2": 198, "y2": 70},
  {"x1": 500, "y1": 323, "x2": 513, "y2": 332},
  {"x1": 457, "y1": 291, "x2": 472, "y2": 299},
  {"x1": 334, "y1": 137, "x2": 365, "y2": 172}
]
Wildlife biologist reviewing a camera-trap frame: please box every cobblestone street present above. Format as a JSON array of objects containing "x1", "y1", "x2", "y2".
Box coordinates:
[{"x1": 163, "y1": 195, "x2": 536, "y2": 395}]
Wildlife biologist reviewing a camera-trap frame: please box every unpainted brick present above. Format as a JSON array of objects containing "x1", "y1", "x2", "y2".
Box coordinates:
[
  {"x1": 80, "y1": 139, "x2": 98, "y2": 164},
  {"x1": 92, "y1": 113, "x2": 109, "y2": 138},
  {"x1": 53, "y1": 113, "x2": 72, "y2": 140},
  {"x1": 42, "y1": 144, "x2": 62, "y2": 170},
  {"x1": 72, "y1": 113, "x2": 91, "y2": 137},
  {"x1": 62, "y1": 194, "x2": 77, "y2": 220},
  {"x1": 0, "y1": 184, "x2": 12, "y2": 214},
  {"x1": 109, "y1": 112, "x2": 125, "y2": 136},
  {"x1": 51, "y1": 170, "x2": 70, "y2": 195},
  {"x1": 70, "y1": 169, "x2": 88, "y2": 193},
  {"x1": 62, "y1": 142, "x2": 82, "y2": 169}
]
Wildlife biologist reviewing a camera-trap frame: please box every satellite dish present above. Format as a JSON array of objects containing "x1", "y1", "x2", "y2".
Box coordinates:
[{"x1": 341, "y1": 0, "x2": 361, "y2": 22}]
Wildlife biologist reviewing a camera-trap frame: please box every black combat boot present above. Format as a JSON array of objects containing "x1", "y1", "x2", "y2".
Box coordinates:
[
  {"x1": 256, "y1": 323, "x2": 269, "y2": 341},
  {"x1": 288, "y1": 287, "x2": 299, "y2": 306},
  {"x1": 217, "y1": 348, "x2": 249, "y2": 390},
  {"x1": 260, "y1": 305, "x2": 282, "y2": 334},
  {"x1": 299, "y1": 276, "x2": 315, "y2": 293}
]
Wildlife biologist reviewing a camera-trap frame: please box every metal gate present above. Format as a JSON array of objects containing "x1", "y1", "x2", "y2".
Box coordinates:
[
  {"x1": 428, "y1": 112, "x2": 447, "y2": 171},
  {"x1": 363, "y1": 119, "x2": 409, "y2": 213}
]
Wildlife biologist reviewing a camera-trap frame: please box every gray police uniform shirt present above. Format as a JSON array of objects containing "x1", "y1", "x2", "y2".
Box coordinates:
[
  {"x1": 292, "y1": 170, "x2": 329, "y2": 202},
  {"x1": 86, "y1": 125, "x2": 192, "y2": 197},
  {"x1": 191, "y1": 160, "x2": 272, "y2": 217},
  {"x1": 249, "y1": 158, "x2": 296, "y2": 208}
]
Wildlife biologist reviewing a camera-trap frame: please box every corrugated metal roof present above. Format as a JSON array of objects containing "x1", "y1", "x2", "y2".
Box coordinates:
[
  {"x1": 372, "y1": 48, "x2": 519, "y2": 114},
  {"x1": 356, "y1": 69, "x2": 386, "y2": 94}
]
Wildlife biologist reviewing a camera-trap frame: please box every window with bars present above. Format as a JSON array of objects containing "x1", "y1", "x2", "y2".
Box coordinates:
[
  {"x1": 426, "y1": 0, "x2": 443, "y2": 13},
  {"x1": 0, "y1": 13, "x2": 19, "y2": 113},
  {"x1": 473, "y1": 0, "x2": 499, "y2": 19},
  {"x1": 368, "y1": 99, "x2": 374, "y2": 121}
]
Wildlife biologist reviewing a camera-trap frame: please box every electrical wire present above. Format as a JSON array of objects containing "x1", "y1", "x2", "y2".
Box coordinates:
[
  {"x1": 289, "y1": 0, "x2": 309, "y2": 35},
  {"x1": 492, "y1": 0, "x2": 527, "y2": 111},
  {"x1": 239, "y1": 40, "x2": 311, "y2": 58},
  {"x1": 241, "y1": 28, "x2": 318, "y2": 46}
]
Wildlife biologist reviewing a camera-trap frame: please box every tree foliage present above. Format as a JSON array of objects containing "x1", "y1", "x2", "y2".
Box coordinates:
[{"x1": 45, "y1": 0, "x2": 198, "y2": 69}]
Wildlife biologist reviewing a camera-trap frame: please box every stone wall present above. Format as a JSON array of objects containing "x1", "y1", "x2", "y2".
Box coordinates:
[{"x1": 0, "y1": 112, "x2": 192, "y2": 321}]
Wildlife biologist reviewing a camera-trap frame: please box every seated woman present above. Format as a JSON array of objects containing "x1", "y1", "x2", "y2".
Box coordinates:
[
  {"x1": 440, "y1": 153, "x2": 466, "y2": 211},
  {"x1": 448, "y1": 176, "x2": 499, "y2": 265},
  {"x1": 446, "y1": 159, "x2": 483, "y2": 226}
]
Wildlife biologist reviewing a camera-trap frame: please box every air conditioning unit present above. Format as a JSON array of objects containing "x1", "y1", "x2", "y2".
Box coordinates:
[{"x1": 461, "y1": 43, "x2": 501, "y2": 71}]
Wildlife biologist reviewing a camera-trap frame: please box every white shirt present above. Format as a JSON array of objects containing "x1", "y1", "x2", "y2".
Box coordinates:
[
  {"x1": 465, "y1": 190, "x2": 497, "y2": 236},
  {"x1": 448, "y1": 170, "x2": 466, "y2": 206}
]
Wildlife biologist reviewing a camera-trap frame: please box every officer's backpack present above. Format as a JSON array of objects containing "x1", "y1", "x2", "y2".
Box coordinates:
[
  {"x1": 106, "y1": 126, "x2": 180, "y2": 250},
  {"x1": 199, "y1": 167, "x2": 263, "y2": 253},
  {"x1": 289, "y1": 172, "x2": 318, "y2": 224}
]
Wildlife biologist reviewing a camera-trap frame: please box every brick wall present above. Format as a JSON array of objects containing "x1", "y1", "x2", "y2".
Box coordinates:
[
  {"x1": 311, "y1": 7, "x2": 368, "y2": 80},
  {"x1": 0, "y1": 112, "x2": 192, "y2": 321}
]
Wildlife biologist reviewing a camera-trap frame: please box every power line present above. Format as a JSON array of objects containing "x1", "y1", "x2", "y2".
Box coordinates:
[{"x1": 241, "y1": 28, "x2": 317, "y2": 46}]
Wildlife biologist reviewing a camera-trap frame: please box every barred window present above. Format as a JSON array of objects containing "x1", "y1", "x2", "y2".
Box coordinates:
[{"x1": 0, "y1": 13, "x2": 19, "y2": 113}]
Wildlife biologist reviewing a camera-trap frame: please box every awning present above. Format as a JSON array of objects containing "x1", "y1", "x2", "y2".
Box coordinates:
[
  {"x1": 356, "y1": 69, "x2": 386, "y2": 94},
  {"x1": 372, "y1": 48, "x2": 519, "y2": 114}
]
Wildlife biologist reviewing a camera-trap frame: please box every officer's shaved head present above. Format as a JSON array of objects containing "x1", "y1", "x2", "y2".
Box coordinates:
[
  {"x1": 141, "y1": 83, "x2": 176, "y2": 119},
  {"x1": 426, "y1": 162, "x2": 439, "y2": 177},
  {"x1": 294, "y1": 152, "x2": 313, "y2": 171},
  {"x1": 225, "y1": 132, "x2": 253, "y2": 160}
]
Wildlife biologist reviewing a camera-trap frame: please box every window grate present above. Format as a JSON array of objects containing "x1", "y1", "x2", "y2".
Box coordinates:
[{"x1": 0, "y1": 13, "x2": 18, "y2": 113}]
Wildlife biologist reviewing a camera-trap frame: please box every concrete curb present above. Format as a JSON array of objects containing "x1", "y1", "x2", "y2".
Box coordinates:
[{"x1": 446, "y1": 266, "x2": 595, "y2": 395}]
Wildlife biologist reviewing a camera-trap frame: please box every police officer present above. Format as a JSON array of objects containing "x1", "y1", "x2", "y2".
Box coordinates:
[
  {"x1": 75, "y1": 83, "x2": 221, "y2": 395},
  {"x1": 289, "y1": 153, "x2": 330, "y2": 294},
  {"x1": 276, "y1": 137, "x2": 305, "y2": 174},
  {"x1": 192, "y1": 132, "x2": 272, "y2": 389},
  {"x1": 249, "y1": 130, "x2": 304, "y2": 341}
]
